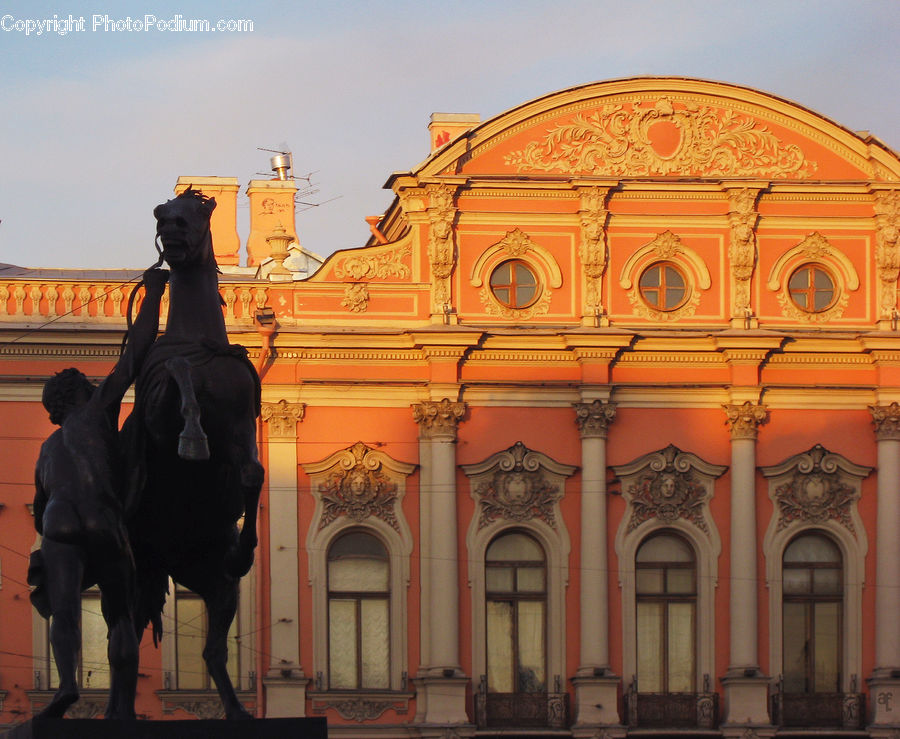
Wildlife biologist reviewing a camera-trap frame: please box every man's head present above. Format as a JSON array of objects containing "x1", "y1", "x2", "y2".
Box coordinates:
[{"x1": 42, "y1": 368, "x2": 95, "y2": 425}]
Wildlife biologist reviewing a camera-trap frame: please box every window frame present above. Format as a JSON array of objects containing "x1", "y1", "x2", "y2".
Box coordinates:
[
  {"x1": 484, "y1": 531, "x2": 548, "y2": 695},
  {"x1": 638, "y1": 261, "x2": 690, "y2": 313},
  {"x1": 787, "y1": 263, "x2": 837, "y2": 314},
  {"x1": 488, "y1": 259, "x2": 541, "y2": 311},
  {"x1": 326, "y1": 530, "x2": 392, "y2": 691}
]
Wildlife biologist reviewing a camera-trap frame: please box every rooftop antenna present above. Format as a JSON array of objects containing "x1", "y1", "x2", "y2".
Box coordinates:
[{"x1": 257, "y1": 146, "x2": 293, "y2": 180}]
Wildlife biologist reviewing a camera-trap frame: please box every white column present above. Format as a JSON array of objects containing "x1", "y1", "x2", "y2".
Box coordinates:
[
  {"x1": 572, "y1": 400, "x2": 621, "y2": 730},
  {"x1": 574, "y1": 400, "x2": 615, "y2": 671},
  {"x1": 721, "y1": 402, "x2": 771, "y2": 731},
  {"x1": 868, "y1": 403, "x2": 900, "y2": 728},
  {"x1": 260, "y1": 400, "x2": 308, "y2": 717},
  {"x1": 412, "y1": 399, "x2": 469, "y2": 726}
]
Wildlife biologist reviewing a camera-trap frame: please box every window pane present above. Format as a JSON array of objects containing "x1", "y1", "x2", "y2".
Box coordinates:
[
  {"x1": 636, "y1": 569, "x2": 664, "y2": 594},
  {"x1": 487, "y1": 533, "x2": 544, "y2": 562},
  {"x1": 360, "y1": 599, "x2": 389, "y2": 689},
  {"x1": 783, "y1": 602, "x2": 808, "y2": 692},
  {"x1": 493, "y1": 287, "x2": 510, "y2": 304},
  {"x1": 515, "y1": 263, "x2": 536, "y2": 286},
  {"x1": 486, "y1": 566, "x2": 514, "y2": 593},
  {"x1": 783, "y1": 568, "x2": 811, "y2": 595},
  {"x1": 81, "y1": 599, "x2": 109, "y2": 689},
  {"x1": 490, "y1": 264, "x2": 511, "y2": 286},
  {"x1": 814, "y1": 268, "x2": 832, "y2": 289},
  {"x1": 516, "y1": 284, "x2": 536, "y2": 306},
  {"x1": 666, "y1": 568, "x2": 695, "y2": 594},
  {"x1": 813, "y1": 288, "x2": 833, "y2": 311},
  {"x1": 487, "y1": 600, "x2": 514, "y2": 692},
  {"x1": 516, "y1": 567, "x2": 545, "y2": 593},
  {"x1": 329, "y1": 557, "x2": 389, "y2": 592},
  {"x1": 637, "y1": 535, "x2": 693, "y2": 563},
  {"x1": 785, "y1": 534, "x2": 841, "y2": 564},
  {"x1": 667, "y1": 603, "x2": 695, "y2": 692},
  {"x1": 664, "y1": 266, "x2": 684, "y2": 288},
  {"x1": 637, "y1": 602, "x2": 664, "y2": 693},
  {"x1": 640, "y1": 267, "x2": 661, "y2": 288},
  {"x1": 789, "y1": 269, "x2": 808, "y2": 290},
  {"x1": 176, "y1": 597, "x2": 206, "y2": 690},
  {"x1": 814, "y1": 602, "x2": 840, "y2": 692},
  {"x1": 329, "y1": 599, "x2": 358, "y2": 689},
  {"x1": 517, "y1": 601, "x2": 545, "y2": 693},
  {"x1": 813, "y1": 568, "x2": 842, "y2": 595}
]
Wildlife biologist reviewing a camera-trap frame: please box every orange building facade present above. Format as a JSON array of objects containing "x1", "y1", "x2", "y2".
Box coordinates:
[{"x1": 1, "y1": 77, "x2": 900, "y2": 737}]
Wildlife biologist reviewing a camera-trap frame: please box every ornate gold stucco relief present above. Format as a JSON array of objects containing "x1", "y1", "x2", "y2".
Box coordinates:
[
  {"x1": 728, "y1": 188, "x2": 761, "y2": 320},
  {"x1": 621, "y1": 231, "x2": 703, "y2": 321},
  {"x1": 334, "y1": 243, "x2": 412, "y2": 281},
  {"x1": 771, "y1": 232, "x2": 851, "y2": 323},
  {"x1": 505, "y1": 98, "x2": 817, "y2": 178},
  {"x1": 426, "y1": 183, "x2": 457, "y2": 313},
  {"x1": 874, "y1": 191, "x2": 900, "y2": 321},
  {"x1": 578, "y1": 186, "x2": 611, "y2": 319}
]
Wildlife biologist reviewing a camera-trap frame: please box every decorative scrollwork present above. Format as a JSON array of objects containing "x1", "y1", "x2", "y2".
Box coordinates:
[
  {"x1": 505, "y1": 97, "x2": 816, "y2": 178},
  {"x1": 334, "y1": 244, "x2": 412, "y2": 281},
  {"x1": 626, "y1": 446, "x2": 710, "y2": 534},
  {"x1": 317, "y1": 442, "x2": 400, "y2": 531}
]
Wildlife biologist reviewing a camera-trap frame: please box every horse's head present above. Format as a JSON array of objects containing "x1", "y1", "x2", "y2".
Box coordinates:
[{"x1": 154, "y1": 188, "x2": 217, "y2": 269}]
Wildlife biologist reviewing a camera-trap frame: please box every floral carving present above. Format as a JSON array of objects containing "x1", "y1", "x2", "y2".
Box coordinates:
[
  {"x1": 426, "y1": 184, "x2": 457, "y2": 310},
  {"x1": 341, "y1": 282, "x2": 369, "y2": 312},
  {"x1": 464, "y1": 441, "x2": 576, "y2": 531},
  {"x1": 579, "y1": 187, "x2": 610, "y2": 313},
  {"x1": 505, "y1": 98, "x2": 816, "y2": 178},
  {"x1": 479, "y1": 281, "x2": 551, "y2": 320},
  {"x1": 763, "y1": 445, "x2": 870, "y2": 536},
  {"x1": 723, "y1": 401, "x2": 768, "y2": 440},
  {"x1": 334, "y1": 244, "x2": 412, "y2": 280},
  {"x1": 317, "y1": 442, "x2": 400, "y2": 531},
  {"x1": 261, "y1": 399, "x2": 305, "y2": 438},
  {"x1": 875, "y1": 191, "x2": 900, "y2": 319},
  {"x1": 497, "y1": 228, "x2": 534, "y2": 258},
  {"x1": 573, "y1": 400, "x2": 616, "y2": 438},
  {"x1": 475, "y1": 443, "x2": 563, "y2": 529},
  {"x1": 728, "y1": 188, "x2": 760, "y2": 316},
  {"x1": 625, "y1": 445, "x2": 711, "y2": 534},
  {"x1": 870, "y1": 402, "x2": 900, "y2": 441},
  {"x1": 412, "y1": 399, "x2": 466, "y2": 437}
]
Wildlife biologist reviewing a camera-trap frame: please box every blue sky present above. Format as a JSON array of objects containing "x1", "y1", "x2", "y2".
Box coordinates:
[{"x1": 1, "y1": 0, "x2": 898, "y2": 269}]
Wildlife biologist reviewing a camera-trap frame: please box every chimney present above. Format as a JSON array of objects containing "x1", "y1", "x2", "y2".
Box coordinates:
[
  {"x1": 174, "y1": 177, "x2": 240, "y2": 266},
  {"x1": 429, "y1": 113, "x2": 480, "y2": 153},
  {"x1": 245, "y1": 179, "x2": 298, "y2": 267}
]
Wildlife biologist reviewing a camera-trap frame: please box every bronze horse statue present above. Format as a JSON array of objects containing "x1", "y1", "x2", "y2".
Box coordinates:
[{"x1": 123, "y1": 189, "x2": 263, "y2": 719}]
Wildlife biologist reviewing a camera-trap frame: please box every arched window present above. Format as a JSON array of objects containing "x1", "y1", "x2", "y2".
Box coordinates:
[
  {"x1": 636, "y1": 533, "x2": 696, "y2": 693},
  {"x1": 327, "y1": 530, "x2": 390, "y2": 690},
  {"x1": 485, "y1": 531, "x2": 547, "y2": 694},
  {"x1": 782, "y1": 532, "x2": 842, "y2": 693}
]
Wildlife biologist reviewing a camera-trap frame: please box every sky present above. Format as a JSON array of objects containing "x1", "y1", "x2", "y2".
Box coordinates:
[{"x1": 0, "y1": 0, "x2": 898, "y2": 270}]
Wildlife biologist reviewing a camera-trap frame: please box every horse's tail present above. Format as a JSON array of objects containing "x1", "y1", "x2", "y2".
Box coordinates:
[{"x1": 134, "y1": 558, "x2": 169, "y2": 647}]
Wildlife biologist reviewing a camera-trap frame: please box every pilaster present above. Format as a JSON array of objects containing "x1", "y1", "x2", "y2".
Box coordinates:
[
  {"x1": 868, "y1": 403, "x2": 900, "y2": 727},
  {"x1": 260, "y1": 399, "x2": 308, "y2": 716},
  {"x1": 412, "y1": 399, "x2": 470, "y2": 726},
  {"x1": 721, "y1": 401, "x2": 771, "y2": 728}
]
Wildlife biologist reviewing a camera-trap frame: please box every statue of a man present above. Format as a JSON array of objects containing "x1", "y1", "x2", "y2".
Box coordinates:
[{"x1": 29, "y1": 267, "x2": 168, "y2": 719}]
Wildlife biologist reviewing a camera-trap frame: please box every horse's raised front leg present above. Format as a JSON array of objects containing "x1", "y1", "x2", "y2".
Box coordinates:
[
  {"x1": 164, "y1": 356, "x2": 209, "y2": 461},
  {"x1": 225, "y1": 427, "x2": 263, "y2": 578},
  {"x1": 202, "y1": 580, "x2": 251, "y2": 720}
]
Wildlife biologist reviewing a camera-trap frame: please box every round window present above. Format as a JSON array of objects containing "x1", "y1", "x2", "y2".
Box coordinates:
[
  {"x1": 489, "y1": 260, "x2": 539, "y2": 309},
  {"x1": 639, "y1": 262, "x2": 688, "y2": 311},
  {"x1": 788, "y1": 264, "x2": 836, "y2": 313}
]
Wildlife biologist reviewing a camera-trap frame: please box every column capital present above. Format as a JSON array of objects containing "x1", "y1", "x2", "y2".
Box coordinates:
[
  {"x1": 723, "y1": 401, "x2": 768, "y2": 440},
  {"x1": 574, "y1": 400, "x2": 617, "y2": 439},
  {"x1": 870, "y1": 402, "x2": 900, "y2": 440},
  {"x1": 412, "y1": 399, "x2": 467, "y2": 439},
  {"x1": 261, "y1": 399, "x2": 306, "y2": 438}
]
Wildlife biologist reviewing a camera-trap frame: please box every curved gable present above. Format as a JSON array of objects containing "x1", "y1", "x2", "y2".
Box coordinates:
[{"x1": 417, "y1": 77, "x2": 899, "y2": 181}]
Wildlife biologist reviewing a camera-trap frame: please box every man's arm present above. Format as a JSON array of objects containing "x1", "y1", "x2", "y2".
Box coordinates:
[
  {"x1": 33, "y1": 466, "x2": 47, "y2": 535},
  {"x1": 95, "y1": 268, "x2": 168, "y2": 409}
]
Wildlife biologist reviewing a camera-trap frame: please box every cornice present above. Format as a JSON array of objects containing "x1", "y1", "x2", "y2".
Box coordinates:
[{"x1": 766, "y1": 353, "x2": 872, "y2": 366}]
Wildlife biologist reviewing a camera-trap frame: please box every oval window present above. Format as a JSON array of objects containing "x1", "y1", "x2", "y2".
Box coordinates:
[
  {"x1": 788, "y1": 264, "x2": 836, "y2": 313},
  {"x1": 639, "y1": 262, "x2": 688, "y2": 311},
  {"x1": 489, "y1": 260, "x2": 539, "y2": 309}
]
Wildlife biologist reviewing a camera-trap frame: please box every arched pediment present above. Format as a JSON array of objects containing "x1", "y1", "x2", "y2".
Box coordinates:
[{"x1": 416, "y1": 77, "x2": 899, "y2": 181}]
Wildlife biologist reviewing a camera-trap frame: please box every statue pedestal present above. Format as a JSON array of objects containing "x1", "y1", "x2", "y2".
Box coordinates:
[{"x1": 2, "y1": 717, "x2": 327, "y2": 738}]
